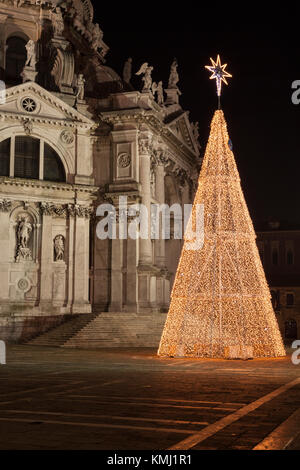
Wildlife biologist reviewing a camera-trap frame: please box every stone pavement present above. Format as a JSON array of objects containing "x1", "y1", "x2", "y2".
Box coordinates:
[{"x1": 0, "y1": 345, "x2": 299, "y2": 450}]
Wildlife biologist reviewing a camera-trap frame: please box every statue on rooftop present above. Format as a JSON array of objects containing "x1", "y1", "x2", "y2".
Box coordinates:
[
  {"x1": 25, "y1": 40, "x2": 36, "y2": 69},
  {"x1": 168, "y1": 58, "x2": 179, "y2": 89},
  {"x1": 123, "y1": 57, "x2": 132, "y2": 84},
  {"x1": 136, "y1": 62, "x2": 154, "y2": 93},
  {"x1": 75, "y1": 73, "x2": 85, "y2": 101},
  {"x1": 152, "y1": 81, "x2": 164, "y2": 106}
]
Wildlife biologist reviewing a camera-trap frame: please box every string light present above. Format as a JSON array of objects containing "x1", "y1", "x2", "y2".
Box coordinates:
[
  {"x1": 158, "y1": 110, "x2": 286, "y2": 359},
  {"x1": 205, "y1": 55, "x2": 232, "y2": 97}
]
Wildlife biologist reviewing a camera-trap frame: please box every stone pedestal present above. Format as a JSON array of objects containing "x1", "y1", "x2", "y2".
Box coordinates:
[
  {"x1": 76, "y1": 101, "x2": 92, "y2": 118},
  {"x1": 21, "y1": 66, "x2": 38, "y2": 83},
  {"x1": 165, "y1": 87, "x2": 181, "y2": 106},
  {"x1": 137, "y1": 265, "x2": 158, "y2": 313}
]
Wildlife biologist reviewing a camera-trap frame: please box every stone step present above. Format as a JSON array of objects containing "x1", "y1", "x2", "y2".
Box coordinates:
[
  {"x1": 27, "y1": 313, "x2": 98, "y2": 346},
  {"x1": 25, "y1": 312, "x2": 167, "y2": 349},
  {"x1": 63, "y1": 313, "x2": 166, "y2": 349}
]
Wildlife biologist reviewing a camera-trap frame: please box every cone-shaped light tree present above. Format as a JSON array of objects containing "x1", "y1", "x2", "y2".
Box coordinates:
[{"x1": 158, "y1": 57, "x2": 285, "y2": 359}]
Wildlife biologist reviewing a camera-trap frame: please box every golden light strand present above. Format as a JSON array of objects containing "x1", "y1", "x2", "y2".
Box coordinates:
[{"x1": 158, "y1": 110, "x2": 286, "y2": 359}]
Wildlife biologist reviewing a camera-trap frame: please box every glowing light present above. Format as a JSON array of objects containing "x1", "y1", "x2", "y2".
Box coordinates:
[
  {"x1": 205, "y1": 55, "x2": 232, "y2": 97},
  {"x1": 158, "y1": 110, "x2": 286, "y2": 359}
]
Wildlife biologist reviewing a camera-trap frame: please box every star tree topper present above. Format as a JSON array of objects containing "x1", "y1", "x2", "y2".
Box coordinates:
[{"x1": 205, "y1": 55, "x2": 232, "y2": 107}]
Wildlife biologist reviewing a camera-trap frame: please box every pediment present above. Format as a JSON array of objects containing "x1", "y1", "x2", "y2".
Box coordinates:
[
  {"x1": 167, "y1": 112, "x2": 200, "y2": 155},
  {"x1": 0, "y1": 82, "x2": 95, "y2": 128}
]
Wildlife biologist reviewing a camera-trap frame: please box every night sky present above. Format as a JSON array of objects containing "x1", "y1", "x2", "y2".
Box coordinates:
[{"x1": 93, "y1": 5, "x2": 300, "y2": 228}]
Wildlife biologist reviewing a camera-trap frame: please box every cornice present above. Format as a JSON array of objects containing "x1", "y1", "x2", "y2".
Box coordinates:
[
  {"x1": 0, "y1": 176, "x2": 98, "y2": 195},
  {"x1": 0, "y1": 111, "x2": 92, "y2": 130},
  {"x1": 100, "y1": 109, "x2": 198, "y2": 167},
  {"x1": 2, "y1": 83, "x2": 96, "y2": 129}
]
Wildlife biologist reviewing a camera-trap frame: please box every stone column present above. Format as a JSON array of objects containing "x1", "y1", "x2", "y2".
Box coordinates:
[
  {"x1": 138, "y1": 136, "x2": 153, "y2": 266},
  {"x1": 155, "y1": 157, "x2": 170, "y2": 311},
  {"x1": 0, "y1": 201, "x2": 11, "y2": 300},
  {"x1": 67, "y1": 212, "x2": 75, "y2": 310},
  {"x1": 72, "y1": 210, "x2": 91, "y2": 313},
  {"x1": 155, "y1": 161, "x2": 166, "y2": 268},
  {"x1": 125, "y1": 236, "x2": 138, "y2": 312},
  {"x1": 137, "y1": 135, "x2": 156, "y2": 312},
  {"x1": 0, "y1": 15, "x2": 8, "y2": 71},
  {"x1": 109, "y1": 222, "x2": 124, "y2": 312},
  {"x1": 40, "y1": 212, "x2": 53, "y2": 305}
]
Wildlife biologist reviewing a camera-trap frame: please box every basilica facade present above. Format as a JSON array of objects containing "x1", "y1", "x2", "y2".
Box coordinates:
[{"x1": 0, "y1": 0, "x2": 201, "y2": 345}]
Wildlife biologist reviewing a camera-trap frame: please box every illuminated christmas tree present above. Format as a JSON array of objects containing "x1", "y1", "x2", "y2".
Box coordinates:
[{"x1": 158, "y1": 57, "x2": 285, "y2": 359}]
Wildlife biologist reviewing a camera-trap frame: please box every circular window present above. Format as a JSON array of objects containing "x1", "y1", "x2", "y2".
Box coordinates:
[{"x1": 21, "y1": 97, "x2": 37, "y2": 113}]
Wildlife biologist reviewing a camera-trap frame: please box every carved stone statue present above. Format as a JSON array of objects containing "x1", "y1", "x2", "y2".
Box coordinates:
[
  {"x1": 75, "y1": 73, "x2": 85, "y2": 101},
  {"x1": 168, "y1": 58, "x2": 179, "y2": 89},
  {"x1": 136, "y1": 62, "x2": 154, "y2": 93},
  {"x1": 191, "y1": 122, "x2": 201, "y2": 148},
  {"x1": 91, "y1": 23, "x2": 103, "y2": 51},
  {"x1": 165, "y1": 58, "x2": 182, "y2": 105},
  {"x1": 15, "y1": 215, "x2": 33, "y2": 262},
  {"x1": 191, "y1": 122, "x2": 199, "y2": 139},
  {"x1": 152, "y1": 81, "x2": 164, "y2": 106},
  {"x1": 54, "y1": 235, "x2": 65, "y2": 262},
  {"x1": 21, "y1": 39, "x2": 38, "y2": 82},
  {"x1": 123, "y1": 57, "x2": 132, "y2": 84},
  {"x1": 52, "y1": 7, "x2": 65, "y2": 37},
  {"x1": 18, "y1": 216, "x2": 32, "y2": 249},
  {"x1": 25, "y1": 40, "x2": 36, "y2": 68}
]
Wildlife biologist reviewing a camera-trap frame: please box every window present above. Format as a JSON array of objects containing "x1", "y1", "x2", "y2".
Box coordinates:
[
  {"x1": 15, "y1": 136, "x2": 39, "y2": 179},
  {"x1": 271, "y1": 289, "x2": 280, "y2": 310},
  {"x1": 272, "y1": 250, "x2": 278, "y2": 266},
  {"x1": 286, "y1": 293, "x2": 294, "y2": 307},
  {"x1": 0, "y1": 138, "x2": 10, "y2": 176},
  {"x1": 287, "y1": 250, "x2": 294, "y2": 265},
  {"x1": 5, "y1": 36, "x2": 27, "y2": 83},
  {"x1": 44, "y1": 144, "x2": 66, "y2": 182},
  {"x1": 285, "y1": 319, "x2": 297, "y2": 339},
  {"x1": 0, "y1": 136, "x2": 66, "y2": 182}
]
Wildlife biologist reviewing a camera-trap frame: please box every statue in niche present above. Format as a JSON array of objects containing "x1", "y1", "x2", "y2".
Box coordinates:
[
  {"x1": 75, "y1": 73, "x2": 85, "y2": 101},
  {"x1": 54, "y1": 235, "x2": 65, "y2": 262},
  {"x1": 136, "y1": 62, "x2": 154, "y2": 92},
  {"x1": 15, "y1": 215, "x2": 33, "y2": 262},
  {"x1": 168, "y1": 58, "x2": 179, "y2": 89},
  {"x1": 123, "y1": 57, "x2": 132, "y2": 84},
  {"x1": 25, "y1": 40, "x2": 36, "y2": 69}
]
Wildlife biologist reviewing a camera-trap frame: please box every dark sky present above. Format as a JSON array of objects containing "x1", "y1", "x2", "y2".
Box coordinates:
[{"x1": 93, "y1": 4, "x2": 300, "y2": 227}]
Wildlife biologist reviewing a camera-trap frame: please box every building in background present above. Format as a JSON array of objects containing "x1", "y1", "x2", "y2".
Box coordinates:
[
  {"x1": 257, "y1": 221, "x2": 300, "y2": 343},
  {"x1": 0, "y1": 0, "x2": 201, "y2": 345}
]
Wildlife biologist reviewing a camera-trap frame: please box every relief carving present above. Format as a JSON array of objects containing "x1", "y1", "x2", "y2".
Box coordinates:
[{"x1": 0, "y1": 199, "x2": 12, "y2": 212}]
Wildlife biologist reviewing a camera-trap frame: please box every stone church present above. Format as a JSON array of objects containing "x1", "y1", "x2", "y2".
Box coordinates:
[{"x1": 0, "y1": 0, "x2": 201, "y2": 347}]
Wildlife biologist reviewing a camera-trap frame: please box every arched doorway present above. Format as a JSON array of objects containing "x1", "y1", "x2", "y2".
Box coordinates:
[{"x1": 5, "y1": 36, "x2": 27, "y2": 84}]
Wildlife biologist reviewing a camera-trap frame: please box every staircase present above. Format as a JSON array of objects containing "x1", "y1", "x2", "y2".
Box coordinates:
[
  {"x1": 26, "y1": 312, "x2": 167, "y2": 349},
  {"x1": 63, "y1": 312, "x2": 167, "y2": 349},
  {"x1": 27, "y1": 313, "x2": 98, "y2": 347}
]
